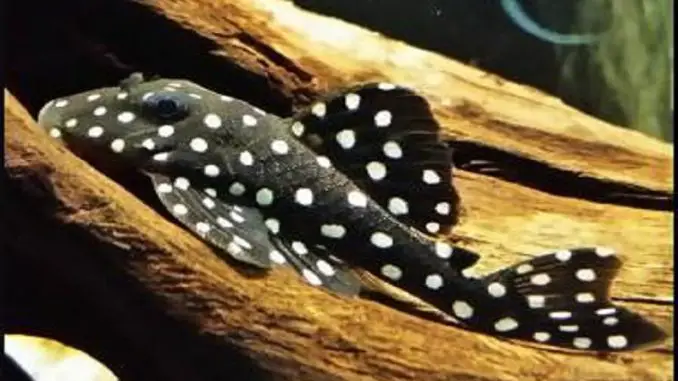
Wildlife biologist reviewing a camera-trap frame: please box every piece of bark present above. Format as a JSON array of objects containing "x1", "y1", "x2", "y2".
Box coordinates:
[{"x1": 4, "y1": 1, "x2": 673, "y2": 381}]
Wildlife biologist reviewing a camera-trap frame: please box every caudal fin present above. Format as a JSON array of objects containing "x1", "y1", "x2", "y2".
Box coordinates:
[{"x1": 479, "y1": 247, "x2": 667, "y2": 351}]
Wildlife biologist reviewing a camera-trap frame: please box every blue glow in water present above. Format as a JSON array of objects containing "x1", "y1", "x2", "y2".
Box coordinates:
[{"x1": 500, "y1": 0, "x2": 599, "y2": 45}]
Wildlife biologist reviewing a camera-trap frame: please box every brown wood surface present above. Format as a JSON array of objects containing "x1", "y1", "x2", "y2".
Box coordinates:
[{"x1": 4, "y1": 1, "x2": 673, "y2": 381}]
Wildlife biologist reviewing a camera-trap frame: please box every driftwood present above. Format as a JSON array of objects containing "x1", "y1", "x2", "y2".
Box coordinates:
[{"x1": 4, "y1": 1, "x2": 673, "y2": 381}]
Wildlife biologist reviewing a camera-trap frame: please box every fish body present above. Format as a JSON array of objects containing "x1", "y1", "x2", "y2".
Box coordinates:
[{"x1": 38, "y1": 73, "x2": 666, "y2": 352}]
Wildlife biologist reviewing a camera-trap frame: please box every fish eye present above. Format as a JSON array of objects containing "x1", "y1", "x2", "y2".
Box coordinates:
[{"x1": 143, "y1": 93, "x2": 189, "y2": 121}]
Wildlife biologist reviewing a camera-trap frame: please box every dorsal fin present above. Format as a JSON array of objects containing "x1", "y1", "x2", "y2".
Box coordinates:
[{"x1": 288, "y1": 83, "x2": 459, "y2": 236}]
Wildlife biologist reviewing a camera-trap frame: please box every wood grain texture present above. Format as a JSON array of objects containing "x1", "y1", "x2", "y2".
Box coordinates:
[{"x1": 4, "y1": 0, "x2": 673, "y2": 380}]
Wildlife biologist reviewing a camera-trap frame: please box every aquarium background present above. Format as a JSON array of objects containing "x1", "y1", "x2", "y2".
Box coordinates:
[{"x1": 293, "y1": 0, "x2": 674, "y2": 142}]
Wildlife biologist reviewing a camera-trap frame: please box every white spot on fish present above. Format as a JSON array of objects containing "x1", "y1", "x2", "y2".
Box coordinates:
[
  {"x1": 425, "y1": 274, "x2": 444, "y2": 289},
  {"x1": 347, "y1": 191, "x2": 367, "y2": 207},
  {"x1": 239, "y1": 151, "x2": 254, "y2": 166},
  {"x1": 422, "y1": 169, "x2": 441, "y2": 184},
  {"x1": 202, "y1": 197, "x2": 216, "y2": 209},
  {"x1": 86, "y1": 94, "x2": 101, "y2": 102},
  {"x1": 549, "y1": 311, "x2": 572, "y2": 320},
  {"x1": 256, "y1": 188, "x2": 274, "y2": 206},
  {"x1": 216, "y1": 217, "x2": 233, "y2": 228},
  {"x1": 378, "y1": 82, "x2": 396, "y2": 91},
  {"x1": 576, "y1": 268, "x2": 596, "y2": 282},
  {"x1": 603, "y1": 317, "x2": 619, "y2": 326},
  {"x1": 595, "y1": 247, "x2": 616, "y2": 257},
  {"x1": 93, "y1": 107, "x2": 107, "y2": 116},
  {"x1": 295, "y1": 188, "x2": 314, "y2": 206},
  {"x1": 316, "y1": 260, "x2": 336, "y2": 276},
  {"x1": 494, "y1": 317, "x2": 519, "y2": 332},
  {"x1": 243, "y1": 114, "x2": 258, "y2": 127},
  {"x1": 195, "y1": 222, "x2": 211, "y2": 235},
  {"x1": 426, "y1": 222, "x2": 440, "y2": 233},
  {"x1": 226, "y1": 242, "x2": 243, "y2": 256},
  {"x1": 452, "y1": 300, "x2": 474, "y2": 319},
  {"x1": 270, "y1": 140, "x2": 289, "y2": 155},
  {"x1": 316, "y1": 156, "x2": 332, "y2": 168},
  {"x1": 388, "y1": 197, "x2": 408, "y2": 215},
  {"x1": 174, "y1": 177, "x2": 190, "y2": 190},
  {"x1": 172, "y1": 204, "x2": 188, "y2": 215},
  {"x1": 302, "y1": 269, "x2": 322, "y2": 286},
  {"x1": 370, "y1": 232, "x2": 393, "y2": 248},
  {"x1": 269, "y1": 250, "x2": 286, "y2": 264},
  {"x1": 530, "y1": 273, "x2": 551, "y2": 286},
  {"x1": 573, "y1": 337, "x2": 592, "y2": 349},
  {"x1": 575, "y1": 292, "x2": 595, "y2": 303},
  {"x1": 55, "y1": 100, "x2": 69, "y2": 108},
  {"x1": 117, "y1": 112, "x2": 135, "y2": 123},
  {"x1": 204, "y1": 113, "x2": 222, "y2": 129},
  {"x1": 189, "y1": 137, "x2": 209, "y2": 153},
  {"x1": 344, "y1": 93, "x2": 361, "y2": 110},
  {"x1": 291, "y1": 121, "x2": 305, "y2": 137},
  {"x1": 526, "y1": 295, "x2": 545, "y2": 309},
  {"x1": 229, "y1": 211, "x2": 245, "y2": 223},
  {"x1": 374, "y1": 110, "x2": 392, "y2": 127},
  {"x1": 487, "y1": 282, "x2": 506, "y2": 298},
  {"x1": 204, "y1": 164, "x2": 220, "y2": 177},
  {"x1": 435, "y1": 202, "x2": 450, "y2": 215},
  {"x1": 320, "y1": 224, "x2": 346, "y2": 239},
  {"x1": 607, "y1": 335, "x2": 628, "y2": 349},
  {"x1": 516, "y1": 264, "x2": 533, "y2": 274},
  {"x1": 534, "y1": 332, "x2": 550, "y2": 342},
  {"x1": 87, "y1": 126, "x2": 104, "y2": 138},
  {"x1": 366, "y1": 161, "x2": 387, "y2": 180},
  {"x1": 153, "y1": 152, "x2": 169, "y2": 161},
  {"x1": 157, "y1": 125, "x2": 175, "y2": 137},
  {"x1": 292, "y1": 241, "x2": 308, "y2": 255},
  {"x1": 311, "y1": 102, "x2": 326, "y2": 118},
  {"x1": 555, "y1": 250, "x2": 572, "y2": 262},
  {"x1": 265, "y1": 218, "x2": 280, "y2": 234},
  {"x1": 110, "y1": 139, "x2": 125, "y2": 153},
  {"x1": 229, "y1": 182, "x2": 246, "y2": 196},
  {"x1": 142, "y1": 138, "x2": 155, "y2": 150},
  {"x1": 382, "y1": 141, "x2": 402, "y2": 158},
  {"x1": 65, "y1": 118, "x2": 78, "y2": 128},
  {"x1": 559, "y1": 325, "x2": 579, "y2": 333},
  {"x1": 434, "y1": 241, "x2": 452, "y2": 258},
  {"x1": 336, "y1": 129, "x2": 356, "y2": 149},
  {"x1": 156, "y1": 183, "x2": 172, "y2": 193},
  {"x1": 381, "y1": 264, "x2": 402, "y2": 280},
  {"x1": 49, "y1": 128, "x2": 61, "y2": 138},
  {"x1": 233, "y1": 235, "x2": 252, "y2": 249},
  {"x1": 595, "y1": 308, "x2": 616, "y2": 316}
]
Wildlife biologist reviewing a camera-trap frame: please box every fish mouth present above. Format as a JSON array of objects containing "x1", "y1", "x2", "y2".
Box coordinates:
[{"x1": 37, "y1": 99, "x2": 60, "y2": 128}]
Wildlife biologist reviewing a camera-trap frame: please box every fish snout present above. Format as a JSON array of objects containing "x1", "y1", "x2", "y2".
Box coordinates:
[{"x1": 37, "y1": 100, "x2": 61, "y2": 129}]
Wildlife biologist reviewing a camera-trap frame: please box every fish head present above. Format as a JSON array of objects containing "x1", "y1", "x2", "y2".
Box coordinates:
[{"x1": 37, "y1": 73, "x2": 240, "y2": 169}]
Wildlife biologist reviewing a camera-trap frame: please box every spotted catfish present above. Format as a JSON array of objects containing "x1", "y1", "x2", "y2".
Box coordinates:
[{"x1": 37, "y1": 73, "x2": 666, "y2": 352}]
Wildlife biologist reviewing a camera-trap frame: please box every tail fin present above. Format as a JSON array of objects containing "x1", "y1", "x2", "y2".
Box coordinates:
[{"x1": 479, "y1": 247, "x2": 667, "y2": 351}]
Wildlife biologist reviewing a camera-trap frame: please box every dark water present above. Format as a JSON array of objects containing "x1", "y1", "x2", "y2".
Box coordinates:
[{"x1": 292, "y1": 0, "x2": 671, "y2": 141}]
